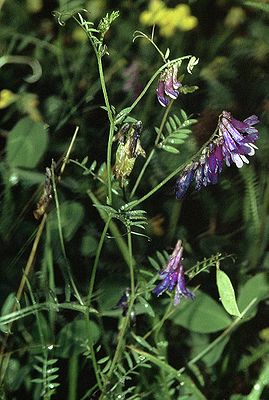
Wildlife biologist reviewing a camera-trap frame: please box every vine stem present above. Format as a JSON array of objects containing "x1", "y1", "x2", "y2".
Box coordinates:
[
  {"x1": 130, "y1": 100, "x2": 173, "y2": 199},
  {"x1": 87, "y1": 217, "x2": 111, "y2": 306},
  {"x1": 115, "y1": 55, "x2": 193, "y2": 125},
  {"x1": 96, "y1": 56, "x2": 115, "y2": 205},
  {"x1": 100, "y1": 229, "x2": 135, "y2": 398},
  {"x1": 180, "y1": 297, "x2": 257, "y2": 371},
  {"x1": 124, "y1": 127, "x2": 219, "y2": 211},
  {"x1": 0, "y1": 214, "x2": 47, "y2": 383},
  {"x1": 87, "y1": 190, "x2": 132, "y2": 266}
]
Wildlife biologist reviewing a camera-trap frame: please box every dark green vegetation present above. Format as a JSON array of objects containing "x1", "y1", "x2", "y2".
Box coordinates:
[{"x1": 0, "y1": 1, "x2": 269, "y2": 399}]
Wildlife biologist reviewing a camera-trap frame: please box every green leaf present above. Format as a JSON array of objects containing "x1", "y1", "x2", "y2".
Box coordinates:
[
  {"x1": 0, "y1": 293, "x2": 15, "y2": 333},
  {"x1": 203, "y1": 336, "x2": 229, "y2": 367},
  {"x1": 216, "y1": 269, "x2": 241, "y2": 317},
  {"x1": 81, "y1": 234, "x2": 98, "y2": 257},
  {"x1": 238, "y1": 273, "x2": 269, "y2": 317},
  {"x1": 98, "y1": 277, "x2": 127, "y2": 313},
  {"x1": 6, "y1": 117, "x2": 48, "y2": 168},
  {"x1": 243, "y1": 1, "x2": 269, "y2": 13},
  {"x1": 56, "y1": 318, "x2": 100, "y2": 358},
  {"x1": 12, "y1": 168, "x2": 45, "y2": 186},
  {"x1": 171, "y1": 291, "x2": 231, "y2": 333},
  {"x1": 180, "y1": 85, "x2": 199, "y2": 94},
  {"x1": 49, "y1": 201, "x2": 85, "y2": 241},
  {"x1": 160, "y1": 145, "x2": 179, "y2": 154},
  {"x1": 136, "y1": 297, "x2": 155, "y2": 317}
]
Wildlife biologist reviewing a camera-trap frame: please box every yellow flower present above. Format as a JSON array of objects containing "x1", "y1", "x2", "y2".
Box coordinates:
[
  {"x1": 0, "y1": 89, "x2": 17, "y2": 109},
  {"x1": 140, "y1": 0, "x2": 166, "y2": 26},
  {"x1": 140, "y1": 1, "x2": 198, "y2": 37}
]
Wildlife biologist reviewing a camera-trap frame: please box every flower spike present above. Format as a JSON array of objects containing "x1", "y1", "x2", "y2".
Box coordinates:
[
  {"x1": 153, "y1": 240, "x2": 194, "y2": 305},
  {"x1": 175, "y1": 111, "x2": 259, "y2": 199},
  {"x1": 156, "y1": 64, "x2": 182, "y2": 107}
]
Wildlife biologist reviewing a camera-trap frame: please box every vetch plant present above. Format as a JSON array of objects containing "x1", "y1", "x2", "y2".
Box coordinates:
[{"x1": 0, "y1": 3, "x2": 268, "y2": 400}]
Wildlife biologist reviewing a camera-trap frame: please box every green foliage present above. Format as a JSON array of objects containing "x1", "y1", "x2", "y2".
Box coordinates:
[
  {"x1": 32, "y1": 355, "x2": 59, "y2": 399},
  {"x1": 6, "y1": 118, "x2": 48, "y2": 169},
  {"x1": 0, "y1": 0, "x2": 269, "y2": 399},
  {"x1": 171, "y1": 291, "x2": 231, "y2": 333},
  {"x1": 56, "y1": 318, "x2": 100, "y2": 357},
  {"x1": 157, "y1": 111, "x2": 196, "y2": 154},
  {"x1": 216, "y1": 267, "x2": 241, "y2": 317}
]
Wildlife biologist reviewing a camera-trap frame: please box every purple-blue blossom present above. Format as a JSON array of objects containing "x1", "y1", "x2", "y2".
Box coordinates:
[
  {"x1": 175, "y1": 111, "x2": 259, "y2": 199},
  {"x1": 153, "y1": 240, "x2": 194, "y2": 305},
  {"x1": 156, "y1": 64, "x2": 182, "y2": 107}
]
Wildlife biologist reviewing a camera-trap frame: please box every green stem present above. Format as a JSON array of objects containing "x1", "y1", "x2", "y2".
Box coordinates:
[
  {"x1": 127, "y1": 228, "x2": 135, "y2": 297},
  {"x1": 143, "y1": 297, "x2": 174, "y2": 340},
  {"x1": 115, "y1": 56, "x2": 193, "y2": 125},
  {"x1": 181, "y1": 298, "x2": 257, "y2": 371},
  {"x1": 68, "y1": 353, "x2": 78, "y2": 400},
  {"x1": 84, "y1": 314, "x2": 103, "y2": 391},
  {"x1": 87, "y1": 217, "x2": 111, "y2": 306},
  {"x1": 51, "y1": 165, "x2": 83, "y2": 305},
  {"x1": 124, "y1": 128, "x2": 219, "y2": 211},
  {"x1": 128, "y1": 346, "x2": 207, "y2": 400},
  {"x1": 130, "y1": 101, "x2": 173, "y2": 199},
  {"x1": 100, "y1": 230, "x2": 135, "y2": 398},
  {"x1": 87, "y1": 190, "x2": 132, "y2": 266},
  {"x1": 106, "y1": 122, "x2": 115, "y2": 205},
  {"x1": 96, "y1": 57, "x2": 115, "y2": 206}
]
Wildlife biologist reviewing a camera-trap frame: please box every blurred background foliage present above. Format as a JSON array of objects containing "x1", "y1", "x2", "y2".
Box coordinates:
[{"x1": 0, "y1": 0, "x2": 269, "y2": 399}]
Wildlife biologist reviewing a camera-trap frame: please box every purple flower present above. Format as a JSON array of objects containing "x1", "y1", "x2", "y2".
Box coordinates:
[
  {"x1": 175, "y1": 111, "x2": 259, "y2": 199},
  {"x1": 156, "y1": 64, "x2": 182, "y2": 107},
  {"x1": 219, "y1": 111, "x2": 259, "y2": 168},
  {"x1": 153, "y1": 240, "x2": 195, "y2": 305}
]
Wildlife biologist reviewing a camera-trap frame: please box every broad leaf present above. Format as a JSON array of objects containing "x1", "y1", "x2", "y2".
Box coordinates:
[
  {"x1": 238, "y1": 273, "x2": 269, "y2": 317},
  {"x1": 6, "y1": 117, "x2": 48, "y2": 169},
  {"x1": 49, "y1": 201, "x2": 85, "y2": 241},
  {"x1": 171, "y1": 291, "x2": 231, "y2": 333},
  {"x1": 216, "y1": 269, "x2": 241, "y2": 317},
  {"x1": 56, "y1": 318, "x2": 100, "y2": 358}
]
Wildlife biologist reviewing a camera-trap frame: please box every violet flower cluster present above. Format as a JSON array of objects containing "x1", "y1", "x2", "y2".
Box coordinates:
[
  {"x1": 153, "y1": 240, "x2": 194, "y2": 305},
  {"x1": 175, "y1": 111, "x2": 260, "y2": 199},
  {"x1": 156, "y1": 64, "x2": 182, "y2": 107}
]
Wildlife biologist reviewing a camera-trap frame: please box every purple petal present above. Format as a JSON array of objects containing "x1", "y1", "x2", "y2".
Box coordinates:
[
  {"x1": 175, "y1": 168, "x2": 195, "y2": 199},
  {"x1": 230, "y1": 117, "x2": 249, "y2": 132},
  {"x1": 244, "y1": 115, "x2": 259, "y2": 126},
  {"x1": 156, "y1": 81, "x2": 169, "y2": 107}
]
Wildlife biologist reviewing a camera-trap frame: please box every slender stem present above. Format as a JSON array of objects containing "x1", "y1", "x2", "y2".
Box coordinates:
[
  {"x1": 0, "y1": 214, "x2": 47, "y2": 383},
  {"x1": 128, "y1": 346, "x2": 207, "y2": 400},
  {"x1": 106, "y1": 122, "x2": 115, "y2": 205},
  {"x1": 124, "y1": 129, "x2": 218, "y2": 211},
  {"x1": 130, "y1": 101, "x2": 173, "y2": 199},
  {"x1": 84, "y1": 314, "x2": 103, "y2": 391},
  {"x1": 115, "y1": 55, "x2": 193, "y2": 124},
  {"x1": 155, "y1": 100, "x2": 174, "y2": 146},
  {"x1": 143, "y1": 297, "x2": 174, "y2": 340},
  {"x1": 87, "y1": 190, "x2": 132, "y2": 266},
  {"x1": 73, "y1": 15, "x2": 115, "y2": 204},
  {"x1": 96, "y1": 57, "x2": 115, "y2": 205},
  {"x1": 180, "y1": 298, "x2": 257, "y2": 372},
  {"x1": 100, "y1": 229, "x2": 135, "y2": 398},
  {"x1": 60, "y1": 126, "x2": 79, "y2": 176},
  {"x1": 68, "y1": 353, "x2": 78, "y2": 400},
  {"x1": 51, "y1": 164, "x2": 84, "y2": 305},
  {"x1": 87, "y1": 218, "x2": 111, "y2": 306},
  {"x1": 69, "y1": 159, "x2": 119, "y2": 195},
  {"x1": 130, "y1": 148, "x2": 155, "y2": 200},
  {"x1": 127, "y1": 228, "x2": 135, "y2": 298}
]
